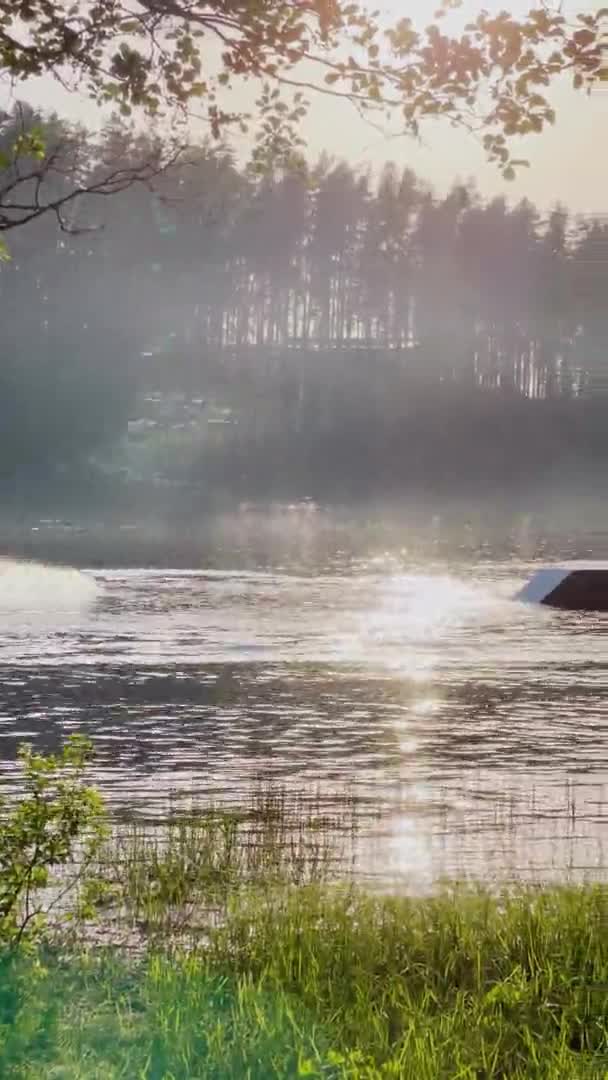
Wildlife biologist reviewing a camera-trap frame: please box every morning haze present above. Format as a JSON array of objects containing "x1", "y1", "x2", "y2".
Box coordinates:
[{"x1": 0, "y1": 2, "x2": 607, "y2": 1075}]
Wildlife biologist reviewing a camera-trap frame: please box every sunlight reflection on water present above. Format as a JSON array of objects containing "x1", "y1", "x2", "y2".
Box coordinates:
[{"x1": 0, "y1": 550, "x2": 606, "y2": 887}]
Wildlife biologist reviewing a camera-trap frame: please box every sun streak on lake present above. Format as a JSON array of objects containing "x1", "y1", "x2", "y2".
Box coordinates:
[{"x1": 0, "y1": 553, "x2": 605, "y2": 889}]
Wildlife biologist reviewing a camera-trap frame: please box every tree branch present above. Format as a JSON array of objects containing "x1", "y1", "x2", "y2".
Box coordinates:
[{"x1": 0, "y1": 140, "x2": 190, "y2": 232}]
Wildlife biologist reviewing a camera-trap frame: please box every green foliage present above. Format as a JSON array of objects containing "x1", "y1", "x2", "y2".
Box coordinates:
[
  {"x1": 0, "y1": 123, "x2": 46, "y2": 171},
  {"x1": 0, "y1": 878, "x2": 607, "y2": 1076},
  {"x1": 0, "y1": 767, "x2": 607, "y2": 1075},
  {"x1": 0, "y1": 736, "x2": 108, "y2": 948},
  {"x1": 86, "y1": 785, "x2": 348, "y2": 946},
  {"x1": 11, "y1": 127, "x2": 46, "y2": 161},
  {"x1": 208, "y1": 883, "x2": 608, "y2": 1076}
]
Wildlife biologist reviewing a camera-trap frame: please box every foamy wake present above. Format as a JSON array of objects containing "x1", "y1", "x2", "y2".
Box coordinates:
[{"x1": 0, "y1": 558, "x2": 99, "y2": 614}]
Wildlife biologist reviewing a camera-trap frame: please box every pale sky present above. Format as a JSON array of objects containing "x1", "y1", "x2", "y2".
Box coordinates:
[{"x1": 5, "y1": 0, "x2": 607, "y2": 215}]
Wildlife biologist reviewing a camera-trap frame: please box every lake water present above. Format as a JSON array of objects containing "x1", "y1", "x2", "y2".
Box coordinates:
[{"x1": 1, "y1": 508, "x2": 607, "y2": 891}]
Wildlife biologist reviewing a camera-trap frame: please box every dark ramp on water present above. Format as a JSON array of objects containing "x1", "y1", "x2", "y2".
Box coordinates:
[{"x1": 517, "y1": 563, "x2": 608, "y2": 612}]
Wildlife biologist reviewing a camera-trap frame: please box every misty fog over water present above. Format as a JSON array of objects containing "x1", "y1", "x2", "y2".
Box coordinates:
[
  {"x1": 1, "y1": 102, "x2": 608, "y2": 891},
  {"x1": 1, "y1": 103, "x2": 608, "y2": 522}
]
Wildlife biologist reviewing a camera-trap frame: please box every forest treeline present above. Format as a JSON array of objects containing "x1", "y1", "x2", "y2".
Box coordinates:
[{"x1": 1, "y1": 104, "x2": 607, "y2": 503}]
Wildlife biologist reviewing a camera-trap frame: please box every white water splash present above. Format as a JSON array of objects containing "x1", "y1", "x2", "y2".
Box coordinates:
[{"x1": 0, "y1": 558, "x2": 99, "y2": 614}]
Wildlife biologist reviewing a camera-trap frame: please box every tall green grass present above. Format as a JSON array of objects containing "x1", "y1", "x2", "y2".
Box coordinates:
[
  {"x1": 2, "y1": 883, "x2": 608, "y2": 1078},
  {"x1": 1, "y1": 787, "x2": 607, "y2": 1078},
  {"x1": 63, "y1": 786, "x2": 358, "y2": 950}
]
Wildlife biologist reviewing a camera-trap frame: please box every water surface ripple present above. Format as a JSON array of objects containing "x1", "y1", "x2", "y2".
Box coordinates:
[{"x1": 0, "y1": 555, "x2": 606, "y2": 888}]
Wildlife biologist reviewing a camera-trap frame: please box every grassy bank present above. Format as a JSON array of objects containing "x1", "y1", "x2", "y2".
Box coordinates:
[
  {"x1": 2, "y1": 883, "x2": 608, "y2": 1078},
  {"x1": 1, "y1": 743, "x2": 607, "y2": 1078}
]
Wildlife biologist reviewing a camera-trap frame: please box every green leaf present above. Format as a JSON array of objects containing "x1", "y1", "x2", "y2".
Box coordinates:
[{"x1": 0, "y1": 735, "x2": 107, "y2": 947}]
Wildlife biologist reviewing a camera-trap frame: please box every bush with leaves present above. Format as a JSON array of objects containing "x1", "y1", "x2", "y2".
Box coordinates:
[{"x1": 0, "y1": 735, "x2": 108, "y2": 949}]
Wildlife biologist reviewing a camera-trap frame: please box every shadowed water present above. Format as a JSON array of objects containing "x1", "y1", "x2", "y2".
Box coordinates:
[{"x1": 0, "y1": 515, "x2": 607, "y2": 890}]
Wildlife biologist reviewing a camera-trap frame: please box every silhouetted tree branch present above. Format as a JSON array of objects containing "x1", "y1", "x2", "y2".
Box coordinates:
[{"x1": 0, "y1": 105, "x2": 190, "y2": 238}]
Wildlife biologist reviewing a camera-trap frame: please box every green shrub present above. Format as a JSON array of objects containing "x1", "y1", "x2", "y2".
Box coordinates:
[{"x1": 0, "y1": 735, "x2": 107, "y2": 949}]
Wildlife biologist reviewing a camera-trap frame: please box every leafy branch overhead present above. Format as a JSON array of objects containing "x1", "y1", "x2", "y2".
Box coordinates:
[{"x1": 0, "y1": 1, "x2": 605, "y2": 176}]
